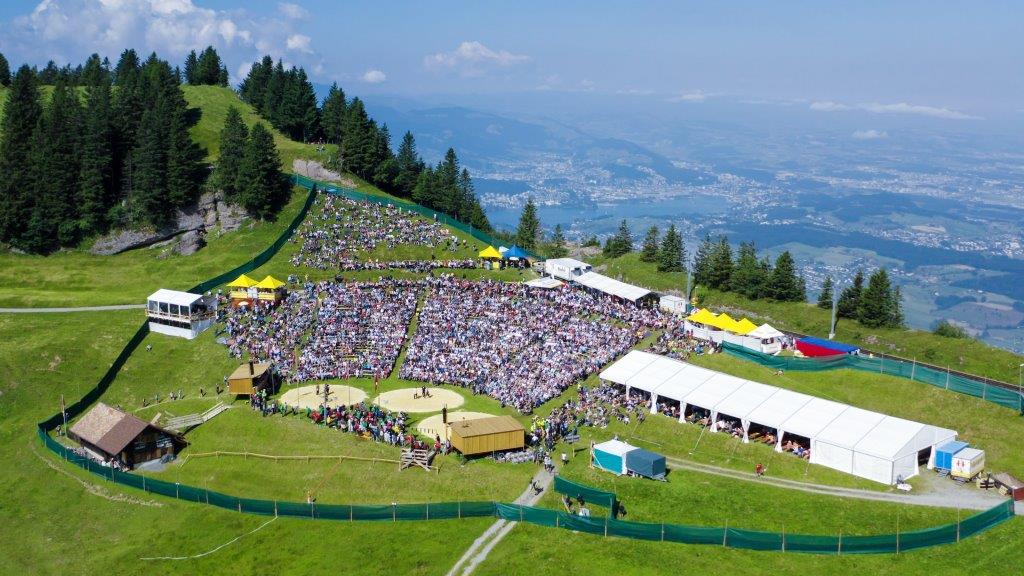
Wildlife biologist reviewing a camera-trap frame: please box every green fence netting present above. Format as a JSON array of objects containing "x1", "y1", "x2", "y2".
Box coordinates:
[
  {"x1": 33, "y1": 176, "x2": 1016, "y2": 555},
  {"x1": 554, "y1": 475, "x2": 617, "y2": 510},
  {"x1": 722, "y1": 343, "x2": 1024, "y2": 413}
]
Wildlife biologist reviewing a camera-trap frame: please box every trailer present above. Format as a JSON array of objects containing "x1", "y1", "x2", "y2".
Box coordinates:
[
  {"x1": 933, "y1": 440, "x2": 969, "y2": 472},
  {"x1": 950, "y1": 448, "x2": 985, "y2": 481}
]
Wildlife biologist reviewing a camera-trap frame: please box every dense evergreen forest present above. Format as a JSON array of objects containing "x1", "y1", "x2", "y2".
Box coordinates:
[
  {"x1": 239, "y1": 56, "x2": 491, "y2": 232},
  {"x1": 0, "y1": 47, "x2": 491, "y2": 254}
]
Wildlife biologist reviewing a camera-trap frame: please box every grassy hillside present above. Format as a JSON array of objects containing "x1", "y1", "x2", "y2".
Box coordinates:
[
  {"x1": 595, "y1": 251, "x2": 1024, "y2": 384},
  {"x1": 181, "y1": 85, "x2": 330, "y2": 169}
]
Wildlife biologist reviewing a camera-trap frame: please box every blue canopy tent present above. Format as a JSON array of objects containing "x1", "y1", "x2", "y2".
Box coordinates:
[
  {"x1": 503, "y1": 246, "x2": 530, "y2": 260},
  {"x1": 796, "y1": 335, "x2": 860, "y2": 357}
]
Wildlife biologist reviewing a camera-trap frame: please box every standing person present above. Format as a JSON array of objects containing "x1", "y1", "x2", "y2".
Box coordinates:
[{"x1": 755, "y1": 462, "x2": 764, "y2": 477}]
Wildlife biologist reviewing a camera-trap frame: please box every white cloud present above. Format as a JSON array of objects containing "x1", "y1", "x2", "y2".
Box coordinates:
[
  {"x1": 278, "y1": 2, "x2": 308, "y2": 19},
  {"x1": 667, "y1": 89, "x2": 711, "y2": 103},
  {"x1": 424, "y1": 41, "x2": 529, "y2": 77},
  {"x1": 809, "y1": 100, "x2": 851, "y2": 111},
  {"x1": 1, "y1": 0, "x2": 325, "y2": 85},
  {"x1": 286, "y1": 33, "x2": 312, "y2": 53},
  {"x1": 859, "y1": 102, "x2": 980, "y2": 120},
  {"x1": 810, "y1": 99, "x2": 979, "y2": 120},
  {"x1": 852, "y1": 129, "x2": 889, "y2": 140},
  {"x1": 361, "y1": 69, "x2": 386, "y2": 84}
]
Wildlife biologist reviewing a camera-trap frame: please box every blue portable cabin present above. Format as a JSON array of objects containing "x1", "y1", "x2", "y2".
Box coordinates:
[
  {"x1": 934, "y1": 440, "x2": 969, "y2": 471},
  {"x1": 592, "y1": 439, "x2": 634, "y2": 475},
  {"x1": 625, "y1": 448, "x2": 667, "y2": 480}
]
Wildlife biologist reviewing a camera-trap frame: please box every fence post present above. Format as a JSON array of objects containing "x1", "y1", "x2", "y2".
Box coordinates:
[
  {"x1": 604, "y1": 515, "x2": 609, "y2": 537},
  {"x1": 946, "y1": 366, "x2": 950, "y2": 390},
  {"x1": 393, "y1": 504, "x2": 396, "y2": 522},
  {"x1": 175, "y1": 482, "x2": 179, "y2": 499},
  {"x1": 838, "y1": 530, "x2": 842, "y2": 555},
  {"x1": 237, "y1": 500, "x2": 241, "y2": 513},
  {"x1": 911, "y1": 358, "x2": 916, "y2": 381},
  {"x1": 957, "y1": 508, "x2": 961, "y2": 543},
  {"x1": 275, "y1": 500, "x2": 278, "y2": 518},
  {"x1": 458, "y1": 501, "x2": 462, "y2": 519},
  {"x1": 661, "y1": 523, "x2": 665, "y2": 542},
  {"x1": 350, "y1": 504, "x2": 353, "y2": 522},
  {"x1": 723, "y1": 520, "x2": 728, "y2": 547},
  {"x1": 142, "y1": 474, "x2": 146, "y2": 492},
  {"x1": 782, "y1": 524, "x2": 786, "y2": 552},
  {"x1": 426, "y1": 502, "x2": 429, "y2": 521}
]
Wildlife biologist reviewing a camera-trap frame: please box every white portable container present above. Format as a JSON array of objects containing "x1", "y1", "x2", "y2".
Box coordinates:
[{"x1": 951, "y1": 447, "x2": 985, "y2": 480}]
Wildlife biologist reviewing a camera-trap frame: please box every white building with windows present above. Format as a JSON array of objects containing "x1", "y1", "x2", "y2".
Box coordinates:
[{"x1": 146, "y1": 289, "x2": 217, "y2": 340}]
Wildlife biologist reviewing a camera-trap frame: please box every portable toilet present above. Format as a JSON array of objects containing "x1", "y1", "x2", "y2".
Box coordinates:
[
  {"x1": 951, "y1": 448, "x2": 985, "y2": 481},
  {"x1": 592, "y1": 439, "x2": 635, "y2": 475},
  {"x1": 625, "y1": 448, "x2": 667, "y2": 480},
  {"x1": 933, "y1": 440, "x2": 968, "y2": 471}
]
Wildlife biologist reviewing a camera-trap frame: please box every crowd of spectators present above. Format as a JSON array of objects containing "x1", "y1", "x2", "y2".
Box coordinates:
[
  {"x1": 401, "y1": 277, "x2": 667, "y2": 413},
  {"x1": 289, "y1": 195, "x2": 463, "y2": 270}
]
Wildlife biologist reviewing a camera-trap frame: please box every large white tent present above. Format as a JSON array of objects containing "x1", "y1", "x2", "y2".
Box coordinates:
[
  {"x1": 575, "y1": 272, "x2": 652, "y2": 303},
  {"x1": 599, "y1": 350, "x2": 958, "y2": 484}
]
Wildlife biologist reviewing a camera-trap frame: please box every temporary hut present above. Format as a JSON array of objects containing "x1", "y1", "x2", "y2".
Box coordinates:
[
  {"x1": 478, "y1": 246, "x2": 502, "y2": 260},
  {"x1": 504, "y1": 246, "x2": 530, "y2": 260},
  {"x1": 69, "y1": 403, "x2": 186, "y2": 468},
  {"x1": 575, "y1": 272, "x2": 655, "y2": 306},
  {"x1": 625, "y1": 448, "x2": 667, "y2": 480},
  {"x1": 592, "y1": 439, "x2": 635, "y2": 475},
  {"x1": 544, "y1": 258, "x2": 593, "y2": 282},
  {"x1": 448, "y1": 415, "x2": 525, "y2": 456},
  {"x1": 146, "y1": 289, "x2": 216, "y2": 339},
  {"x1": 745, "y1": 323, "x2": 785, "y2": 354},
  {"x1": 253, "y1": 275, "x2": 287, "y2": 304},
  {"x1": 227, "y1": 274, "x2": 259, "y2": 303},
  {"x1": 659, "y1": 295, "x2": 688, "y2": 315},
  {"x1": 227, "y1": 361, "x2": 275, "y2": 396}
]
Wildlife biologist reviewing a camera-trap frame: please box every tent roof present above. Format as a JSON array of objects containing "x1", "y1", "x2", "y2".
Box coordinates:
[
  {"x1": 799, "y1": 336, "x2": 859, "y2": 354},
  {"x1": 255, "y1": 275, "x2": 286, "y2": 289},
  {"x1": 450, "y1": 415, "x2": 524, "y2": 438},
  {"x1": 686, "y1": 308, "x2": 719, "y2": 325},
  {"x1": 525, "y1": 277, "x2": 564, "y2": 289},
  {"x1": 706, "y1": 312, "x2": 739, "y2": 332},
  {"x1": 147, "y1": 289, "x2": 203, "y2": 307},
  {"x1": 733, "y1": 318, "x2": 759, "y2": 335},
  {"x1": 228, "y1": 362, "x2": 273, "y2": 380},
  {"x1": 745, "y1": 388, "x2": 814, "y2": 429},
  {"x1": 599, "y1": 350, "x2": 659, "y2": 385},
  {"x1": 227, "y1": 274, "x2": 258, "y2": 288},
  {"x1": 714, "y1": 381, "x2": 780, "y2": 421},
  {"x1": 747, "y1": 323, "x2": 785, "y2": 339},
  {"x1": 504, "y1": 246, "x2": 529, "y2": 259},
  {"x1": 478, "y1": 246, "x2": 502, "y2": 259},
  {"x1": 593, "y1": 439, "x2": 636, "y2": 457},
  {"x1": 599, "y1": 351, "x2": 958, "y2": 469},
  {"x1": 545, "y1": 257, "x2": 590, "y2": 269},
  {"x1": 575, "y1": 272, "x2": 652, "y2": 302}
]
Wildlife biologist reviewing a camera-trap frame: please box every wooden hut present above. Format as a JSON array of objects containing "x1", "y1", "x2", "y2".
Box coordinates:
[
  {"x1": 253, "y1": 275, "x2": 287, "y2": 305},
  {"x1": 227, "y1": 361, "x2": 275, "y2": 396},
  {"x1": 448, "y1": 415, "x2": 525, "y2": 456},
  {"x1": 69, "y1": 403, "x2": 186, "y2": 469},
  {"x1": 227, "y1": 274, "x2": 259, "y2": 307}
]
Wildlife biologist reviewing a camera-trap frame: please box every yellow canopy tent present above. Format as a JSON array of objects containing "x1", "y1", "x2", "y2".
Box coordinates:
[
  {"x1": 705, "y1": 312, "x2": 739, "y2": 332},
  {"x1": 733, "y1": 318, "x2": 759, "y2": 335},
  {"x1": 255, "y1": 275, "x2": 287, "y2": 290},
  {"x1": 227, "y1": 274, "x2": 258, "y2": 288},
  {"x1": 478, "y1": 246, "x2": 502, "y2": 259},
  {"x1": 685, "y1": 308, "x2": 719, "y2": 325}
]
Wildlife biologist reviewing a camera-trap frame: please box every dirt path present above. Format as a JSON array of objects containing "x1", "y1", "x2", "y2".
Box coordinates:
[
  {"x1": 0, "y1": 304, "x2": 144, "y2": 313},
  {"x1": 664, "y1": 455, "x2": 1015, "y2": 513},
  {"x1": 446, "y1": 467, "x2": 554, "y2": 576}
]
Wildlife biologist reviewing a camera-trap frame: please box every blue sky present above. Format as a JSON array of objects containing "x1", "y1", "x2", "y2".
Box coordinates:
[{"x1": 1, "y1": 1, "x2": 1021, "y2": 121}]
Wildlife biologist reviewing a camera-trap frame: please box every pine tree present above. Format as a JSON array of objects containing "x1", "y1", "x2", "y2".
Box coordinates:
[
  {"x1": 78, "y1": 77, "x2": 114, "y2": 235},
  {"x1": 0, "y1": 53, "x2": 9, "y2": 86},
  {"x1": 691, "y1": 234, "x2": 715, "y2": 287},
  {"x1": 24, "y1": 80, "x2": 82, "y2": 252},
  {"x1": 707, "y1": 236, "x2": 734, "y2": 290},
  {"x1": 767, "y1": 251, "x2": 804, "y2": 301},
  {"x1": 293, "y1": 67, "x2": 321, "y2": 142},
  {"x1": 239, "y1": 56, "x2": 273, "y2": 110},
  {"x1": 515, "y1": 197, "x2": 540, "y2": 251},
  {"x1": 603, "y1": 219, "x2": 633, "y2": 258},
  {"x1": 837, "y1": 269, "x2": 864, "y2": 319},
  {"x1": 858, "y1": 269, "x2": 895, "y2": 328},
  {"x1": 411, "y1": 166, "x2": 435, "y2": 207},
  {"x1": 166, "y1": 106, "x2": 204, "y2": 208},
  {"x1": 320, "y1": 83, "x2": 347, "y2": 144},
  {"x1": 183, "y1": 50, "x2": 198, "y2": 84},
  {"x1": 215, "y1": 106, "x2": 249, "y2": 201},
  {"x1": 195, "y1": 46, "x2": 224, "y2": 85},
  {"x1": 130, "y1": 107, "x2": 170, "y2": 226},
  {"x1": 728, "y1": 242, "x2": 764, "y2": 298},
  {"x1": 394, "y1": 131, "x2": 422, "y2": 197},
  {"x1": 890, "y1": 285, "x2": 905, "y2": 328},
  {"x1": 0, "y1": 66, "x2": 43, "y2": 243},
  {"x1": 548, "y1": 224, "x2": 568, "y2": 258},
  {"x1": 640, "y1": 226, "x2": 659, "y2": 263},
  {"x1": 218, "y1": 65, "x2": 229, "y2": 87},
  {"x1": 237, "y1": 123, "x2": 288, "y2": 219},
  {"x1": 817, "y1": 276, "x2": 834, "y2": 309},
  {"x1": 657, "y1": 224, "x2": 686, "y2": 272}
]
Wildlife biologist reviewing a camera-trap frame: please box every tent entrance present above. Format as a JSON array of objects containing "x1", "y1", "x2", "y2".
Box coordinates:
[{"x1": 917, "y1": 447, "x2": 932, "y2": 465}]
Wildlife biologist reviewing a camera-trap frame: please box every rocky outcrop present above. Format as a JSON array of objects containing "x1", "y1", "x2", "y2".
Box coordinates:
[
  {"x1": 293, "y1": 159, "x2": 357, "y2": 188},
  {"x1": 90, "y1": 191, "x2": 247, "y2": 255}
]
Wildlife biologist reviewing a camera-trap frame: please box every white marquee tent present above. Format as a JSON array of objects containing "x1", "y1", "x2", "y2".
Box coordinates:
[
  {"x1": 599, "y1": 350, "x2": 958, "y2": 484},
  {"x1": 575, "y1": 272, "x2": 653, "y2": 303}
]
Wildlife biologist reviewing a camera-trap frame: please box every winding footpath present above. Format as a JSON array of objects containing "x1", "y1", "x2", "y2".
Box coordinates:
[{"x1": 446, "y1": 468, "x2": 554, "y2": 576}]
